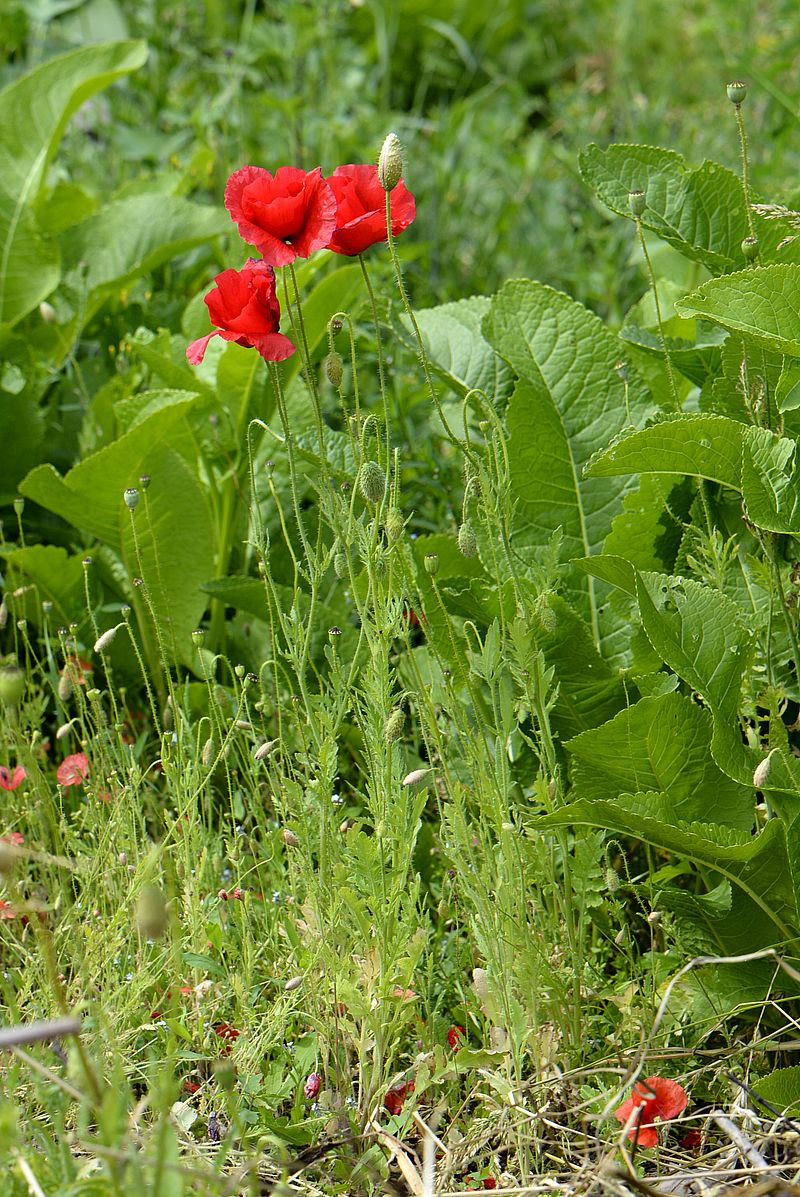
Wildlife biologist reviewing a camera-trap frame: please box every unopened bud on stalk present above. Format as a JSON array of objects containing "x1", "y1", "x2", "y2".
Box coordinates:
[
  {"x1": 254, "y1": 738, "x2": 278, "y2": 761},
  {"x1": 0, "y1": 665, "x2": 25, "y2": 708},
  {"x1": 282, "y1": 828, "x2": 300, "y2": 847},
  {"x1": 58, "y1": 672, "x2": 73, "y2": 702},
  {"x1": 402, "y1": 768, "x2": 430, "y2": 787},
  {"x1": 753, "y1": 749, "x2": 777, "y2": 789},
  {"x1": 324, "y1": 351, "x2": 343, "y2": 388},
  {"x1": 359, "y1": 461, "x2": 386, "y2": 504},
  {"x1": 0, "y1": 599, "x2": 7, "y2": 629},
  {"x1": 285, "y1": 975, "x2": 303, "y2": 992},
  {"x1": 202, "y1": 737, "x2": 216, "y2": 767},
  {"x1": 384, "y1": 708, "x2": 405, "y2": 743},
  {"x1": 742, "y1": 235, "x2": 759, "y2": 261},
  {"x1": 333, "y1": 551, "x2": 348, "y2": 579},
  {"x1": 94, "y1": 624, "x2": 122, "y2": 653},
  {"x1": 378, "y1": 132, "x2": 403, "y2": 192},
  {"x1": 385, "y1": 507, "x2": 404, "y2": 544},
  {"x1": 628, "y1": 189, "x2": 646, "y2": 218},
  {"x1": 472, "y1": 967, "x2": 491, "y2": 1003},
  {"x1": 39, "y1": 300, "x2": 57, "y2": 324},
  {"x1": 134, "y1": 884, "x2": 169, "y2": 939},
  {"x1": 458, "y1": 521, "x2": 478, "y2": 557},
  {"x1": 727, "y1": 80, "x2": 748, "y2": 105}
]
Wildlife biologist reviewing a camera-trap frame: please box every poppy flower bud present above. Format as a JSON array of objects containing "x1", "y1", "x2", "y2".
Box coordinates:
[
  {"x1": 458, "y1": 521, "x2": 478, "y2": 557},
  {"x1": 124, "y1": 487, "x2": 139, "y2": 511},
  {"x1": 94, "y1": 624, "x2": 122, "y2": 653},
  {"x1": 254, "y1": 738, "x2": 278, "y2": 760},
  {"x1": 359, "y1": 461, "x2": 386, "y2": 504},
  {"x1": 628, "y1": 189, "x2": 646, "y2": 218},
  {"x1": 58, "y1": 672, "x2": 73, "y2": 702},
  {"x1": 324, "y1": 351, "x2": 343, "y2": 388},
  {"x1": 614, "y1": 359, "x2": 629, "y2": 382},
  {"x1": 202, "y1": 737, "x2": 216, "y2": 767},
  {"x1": 402, "y1": 768, "x2": 430, "y2": 787},
  {"x1": 378, "y1": 133, "x2": 404, "y2": 192},
  {"x1": 285, "y1": 975, "x2": 303, "y2": 991},
  {"x1": 39, "y1": 300, "x2": 57, "y2": 323},
  {"x1": 0, "y1": 665, "x2": 25, "y2": 708},
  {"x1": 333, "y1": 551, "x2": 348, "y2": 579},
  {"x1": 135, "y1": 884, "x2": 169, "y2": 939},
  {"x1": 742, "y1": 235, "x2": 759, "y2": 261},
  {"x1": 753, "y1": 749, "x2": 776, "y2": 789},
  {"x1": 384, "y1": 507, "x2": 404, "y2": 544},
  {"x1": 384, "y1": 708, "x2": 405, "y2": 744},
  {"x1": 282, "y1": 828, "x2": 300, "y2": 847},
  {"x1": 329, "y1": 316, "x2": 343, "y2": 335},
  {"x1": 424, "y1": 553, "x2": 439, "y2": 576},
  {"x1": 727, "y1": 80, "x2": 748, "y2": 105}
]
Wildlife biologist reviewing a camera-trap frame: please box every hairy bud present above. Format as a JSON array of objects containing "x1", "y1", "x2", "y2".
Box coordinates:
[
  {"x1": 324, "y1": 351, "x2": 343, "y2": 388},
  {"x1": 378, "y1": 132, "x2": 403, "y2": 192},
  {"x1": 359, "y1": 461, "x2": 386, "y2": 504},
  {"x1": 384, "y1": 708, "x2": 405, "y2": 744},
  {"x1": 457, "y1": 521, "x2": 478, "y2": 557}
]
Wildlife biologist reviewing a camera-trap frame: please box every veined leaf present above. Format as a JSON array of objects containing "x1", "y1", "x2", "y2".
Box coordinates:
[
  {"x1": 585, "y1": 414, "x2": 744, "y2": 488},
  {"x1": 676, "y1": 265, "x2": 800, "y2": 355},
  {"x1": 401, "y1": 295, "x2": 514, "y2": 402}
]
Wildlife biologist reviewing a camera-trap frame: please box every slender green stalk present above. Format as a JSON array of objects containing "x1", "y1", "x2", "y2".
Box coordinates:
[
  {"x1": 357, "y1": 254, "x2": 391, "y2": 465},
  {"x1": 634, "y1": 217, "x2": 681, "y2": 411}
]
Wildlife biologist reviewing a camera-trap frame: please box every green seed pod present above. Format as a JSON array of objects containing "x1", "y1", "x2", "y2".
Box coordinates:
[
  {"x1": 742, "y1": 235, "x2": 759, "y2": 261},
  {"x1": 328, "y1": 315, "x2": 343, "y2": 336},
  {"x1": 384, "y1": 708, "x2": 405, "y2": 744},
  {"x1": 13, "y1": 497, "x2": 24, "y2": 517},
  {"x1": 324, "y1": 351, "x2": 343, "y2": 388},
  {"x1": 191, "y1": 628, "x2": 205, "y2": 647},
  {"x1": 424, "y1": 553, "x2": 439, "y2": 577},
  {"x1": 124, "y1": 487, "x2": 139, "y2": 511},
  {"x1": 378, "y1": 132, "x2": 403, "y2": 192},
  {"x1": 628, "y1": 189, "x2": 646, "y2": 218},
  {"x1": 457, "y1": 521, "x2": 478, "y2": 558},
  {"x1": 134, "y1": 884, "x2": 169, "y2": 939},
  {"x1": 384, "y1": 507, "x2": 404, "y2": 544},
  {"x1": 727, "y1": 80, "x2": 748, "y2": 105},
  {"x1": 359, "y1": 461, "x2": 386, "y2": 504},
  {"x1": 0, "y1": 665, "x2": 25, "y2": 708}
]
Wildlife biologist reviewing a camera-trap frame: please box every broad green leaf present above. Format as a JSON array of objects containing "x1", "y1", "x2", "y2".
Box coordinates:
[
  {"x1": 585, "y1": 414, "x2": 744, "y2": 488},
  {"x1": 579, "y1": 143, "x2": 751, "y2": 272},
  {"x1": 741, "y1": 426, "x2": 800, "y2": 533},
  {"x1": 676, "y1": 265, "x2": 800, "y2": 355},
  {"x1": 0, "y1": 384, "x2": 46, "y2": 502},
  {"x1": 566, "y1": 693, "x2": 753, "y2": 828},
  {"x1": 537, "y1": 596, "x2": 628, "y2": 738},
  {"x1": 603, "y1": 474, "x2": 691, "y2": 573},
  {"x1": 534, "y1": 798, "x2": 798, "y2": 946},
  {"x1": 19, "y1": 397, "x2": 201, "y2": 546},
  {"x1": 753, "y1": 1067, "x2": 800, "y2": 1114},
  {"x1": 0, "y1": 545, "x2": 85, "y2": 625},
  {"x1": 0, "y1": 40, "x2": 147, "y2": 324},
  {"x1": 113, "y1": 388, "x2": 201, "y2": 434},
  {"x1": 620, "y1": 322, "x2": 725, "y2": 386},
  {"x1": 0, "y1": 40, "x2": 147, "y2": 202},
  {"x1": 483, "y1": 280, "x2": 653, "y2": 634},
  {"x1": 402, "y1": 296, "x2": 514, "y2": 402},
  {"x1": 62, "y1": 195, "x2": 230, "y2": 299}
]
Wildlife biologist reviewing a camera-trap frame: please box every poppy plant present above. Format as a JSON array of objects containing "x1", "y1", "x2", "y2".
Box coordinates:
[
  {"x1": 384, "y1": 1079, "x2": 414, "y2": 1115},
  {"x1": 186, "y1": 259, "x2": 296, "y2": 365},
  {"x1": 447, "y1": 1024, "x2": 466, "y2": 1049},
  {"x1": 56, "y1": 753, "x2": 89, "y2": 787},
  {"x1": 0, "y1": 766, "x2": 25, "y2": 791},
  {"x1": 325, "y1": 164, "x2": 416, "y2": 256},
  {"x1": 614, "y1": 1076, "x2": 688, "y2": 1147},
  {"x1": 225, "y1": 165, "x2": 336, "y2": 266}
]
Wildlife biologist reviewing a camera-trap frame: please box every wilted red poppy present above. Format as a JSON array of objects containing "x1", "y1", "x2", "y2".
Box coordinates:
[
  {"x1": 57, "y1": 753, "x2": 89, "y2": 787},
  {"x1": 213, "y1": 1022, "x2": 240, "y2": 1042},
  {"x1": 0, "y1": 767, "x2": 25, "y2": 791},
  {"x1": 0, "y1": 900, "x2": 16, "y2": 920},
  {"x1": 614, "y1": 1076, "x2": 688, "y2": 1147},
  {"x1": 326, "y1": 164, "x2": 416, "y2": 256},
  {"x1": 679, "y1": 1128, "x2": 703, "y2": 1150},
  {"x1": 304, "y1": 1072, "x2": 321, "y2": 1099},
  {"x1": 384, "y1": 1079, "x2": 414, "y2": 1115},
  {"x1": 187, "y1": 259, "x2": 296, "y2": 365},
  {"x1": 447, "y1": 1024, "x2": 465, "y2": 1049},
  {"x1": 225, "y1": 165, "x2": 336, "y2": 266}
]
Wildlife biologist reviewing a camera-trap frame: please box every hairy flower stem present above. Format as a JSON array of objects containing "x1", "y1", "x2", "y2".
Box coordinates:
[
  {"x1": 357, "y1": 255, "x2": 391, "y2": 466},
  {"x1": 634, "y1": 218, "x2": 681, "y2": 412},
  {"x1": 285, "y1": 263, "x2": 329, "y2": 471},
  {"x1": 733, "y1": 103, "x2": 758, "y2": 247},
  {"x1": 384, "y1": 191, "x2": 477, "y2": 467}
]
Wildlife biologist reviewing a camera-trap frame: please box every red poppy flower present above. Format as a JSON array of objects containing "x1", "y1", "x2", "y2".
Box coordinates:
[
  {"x1": 447, "y1": 1024, "x2": 465, "y2": 1049},
  {"x1": 0, "y1": 900, "x2": 16, "y2": 920},
  {"x1": 225, "y1": 165, "x2": 336, "y2": 266},
  {"x1": 1, "y1": 832, "x2": 24, "y2": 845},
  {"x1": 304, "y1": 1072, "x2": 321, "y2": 1099},
  {"x1": 57, "y1": 753, "x2": 89, "y2": 787},
  {"x1": 187, "y1": 259, "x2": 296, "y2": 365},
  {"x1": 384, "y1": 1079, "x2": 414, "y2": 1115},
  {"x1": 391, "y1": 985, "x2": 417, "y2": 1001},
  {"x1": 326, "y1": 164, "x2": 416, "y2": 256},
  {"x1": 679, "y1": 1128, "x2": 703, "y2": 1150},
  {"x1": 614, "y1": 1077, "x2": 688, "y2": 1147},
  {"x1": 0, "y1": 766, "x2": 25, "y2": 791},
  {"x1": 213, "y1": 1022, "x2": 240, "y2": 1042},
  {"x1": 184, "y1": 1079, "x2": 201, "y2": 1095}
]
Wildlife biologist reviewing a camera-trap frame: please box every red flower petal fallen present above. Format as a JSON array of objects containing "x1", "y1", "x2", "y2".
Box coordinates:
[
  {"x1": 614, "y1": 1076, "x2": 688, "y2": 1147},
  {"x1": 1, "y1": 831, "x2": 24, "y2": 845},
  {"x1": 187, "y1": 259, "x2": 296, "y2": 365},
  {"x1": 225, "y1": 165, "x2": 336, "y2": 266},
  {"x1": 0, "y1": 766, "x2": 26, "y2": 791},
  {"x1": 0, "y1": 899, "x2": 16, "y2": 920},
  {"x1": 326, "y1": 164, "x2": 416, "y2": 256},
  {"x1": 57, "y1": 753, "x2": 89, "y2": 787}
]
